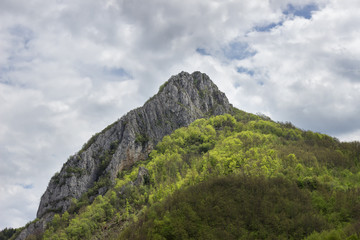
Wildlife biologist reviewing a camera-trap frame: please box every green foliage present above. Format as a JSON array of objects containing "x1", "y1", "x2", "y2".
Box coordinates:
[
  {"x1": 158, "y1": 81, "x2": 168, "y2": 93},
  {"x1": 304, "y1": 223, "x2": 360, "y2": 240},
  {"x1": 135, "y1": 133, "x2": 149, "y2": 146},
  {"x1": 89, "y1": 176, "x2": 112, "y2": 196},
  {"x1": 44, "y1": 196, "x2": 115, "y2": 240},
  {"x1": 231, "y1": 107, "x2": 260, "y2": 123},
  {"x1": 65, "y1": 167, "x2": 84, "y2": 177},
  {"x1": 42, "y1": 111, "x2": 360, "y2": 240},
  {"x1": 51, "y1": 172, "x2": 60, "y2": 184},
  {"x1": 0, "y1": 228, "x2": 17, "y2": 240},
  {"x1": 120, "y1": 176, "x2": 328, "y2": 240}
]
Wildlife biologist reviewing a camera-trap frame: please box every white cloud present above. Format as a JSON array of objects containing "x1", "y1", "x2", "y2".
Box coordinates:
[
  {"x1": 0, "y1": 0, "x2": 359, "y2": 230},
  {"x1": 234, "y1": 1, "x2": 360, "y2": 136}
]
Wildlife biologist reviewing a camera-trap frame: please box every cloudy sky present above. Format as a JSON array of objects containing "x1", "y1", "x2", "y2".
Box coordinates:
[{"x1": 1, "y1": 0, "x2": 360, "y2": 230}]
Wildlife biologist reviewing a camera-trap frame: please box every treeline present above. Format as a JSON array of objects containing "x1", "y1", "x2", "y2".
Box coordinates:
[
  {"x1": 0, "y1": 228, "x2": 17, "y2": 240},
  {"x1": 19, "y1": 111, "x2": 360, "y2": 240}
]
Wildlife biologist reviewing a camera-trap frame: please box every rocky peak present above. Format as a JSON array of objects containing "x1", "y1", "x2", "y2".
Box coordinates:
[{"x1": 16, "y1": 71, "x2": 232, "y2": 240}]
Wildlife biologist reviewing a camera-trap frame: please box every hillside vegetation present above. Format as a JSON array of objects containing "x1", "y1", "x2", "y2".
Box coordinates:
[{"x1": 10, "y1": 109, "x2": 360, "y2": 239}]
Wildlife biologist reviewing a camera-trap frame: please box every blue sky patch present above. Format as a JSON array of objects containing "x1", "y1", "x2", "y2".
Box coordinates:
[
  {"x1": 0, "y1": 65, "x2": 15, "y2": 86},
  {"x1": 224, "y1": 42, "x2": 256, "y2": 60},
  {"x1": 254, "y1": 22, "x2": 283, "y2": 32},
  {"x1": 196, "y1": 48, "x2": 211, "y2": 56},
  {"x1": 103, "y1": 67, "x2": 131, "y2": 79},
  {"x1": 283, "y1": 3, "x2": 319, "y2": 19},
  {"x1": 19, "y1": 183, "x2": 34, "y2": 189},
  {"x1": 8, "y1": 25, "x2": 34, "y2": 49},
  {"x1": 237, "y1": 66, "x2": 254, "y2": 76}
]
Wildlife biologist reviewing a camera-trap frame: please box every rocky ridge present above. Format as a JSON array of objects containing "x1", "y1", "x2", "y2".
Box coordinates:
[{"x1": 16, "y1": 71, "x2": 232, "y2": 239}]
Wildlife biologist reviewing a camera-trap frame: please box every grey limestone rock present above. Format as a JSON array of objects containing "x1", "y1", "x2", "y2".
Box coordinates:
[{"x1": 16, "y1": 71, "x2": 232, "y2": 239}]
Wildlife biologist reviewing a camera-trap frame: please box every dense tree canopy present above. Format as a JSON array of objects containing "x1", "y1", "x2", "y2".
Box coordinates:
[{"x1": 6, "y1": 109, "x2": 360, "y2": 240}]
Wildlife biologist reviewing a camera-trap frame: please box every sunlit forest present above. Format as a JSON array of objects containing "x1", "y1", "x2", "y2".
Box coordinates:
[{"x1": 4, "y1": 109, "x2": 360, "y2": 240}]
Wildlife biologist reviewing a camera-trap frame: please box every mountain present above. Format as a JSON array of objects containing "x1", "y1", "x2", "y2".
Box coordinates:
[
  {"x1": 38, "y1": 112, "x2": 360, "y2": 240},
  {"x1": 4, "y1": 71, "x2": 360, "y2": 240},
  {"x1": 14, "y1": 71, "x2": 233, "y2": 240}
]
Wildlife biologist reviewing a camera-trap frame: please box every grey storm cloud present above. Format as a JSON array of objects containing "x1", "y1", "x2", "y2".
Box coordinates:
[{"x1": 0, "y1": 0, "x2": 360, "y2": 230}]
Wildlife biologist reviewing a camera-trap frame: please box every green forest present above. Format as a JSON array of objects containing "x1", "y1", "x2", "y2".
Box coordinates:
[{"x1": 4, "y1": 109, "x2": 360, "y2": 240}]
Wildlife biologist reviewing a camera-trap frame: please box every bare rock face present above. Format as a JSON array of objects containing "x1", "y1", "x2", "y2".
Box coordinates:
[{"x1": 17, "y1": 71, "x2": 232, "y2": 239}]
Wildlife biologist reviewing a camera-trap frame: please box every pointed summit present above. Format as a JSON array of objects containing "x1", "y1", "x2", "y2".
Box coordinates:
[{"x1": 17, "y1": 71, "x2": 233, "y2": 240}]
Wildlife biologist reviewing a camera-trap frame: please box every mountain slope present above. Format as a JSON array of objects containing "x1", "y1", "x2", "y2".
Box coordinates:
[
  {"x1": 5, "y1": 71, "x2": 360, "y2": 240},
  {"x1": 117, "y1": 115, "x2": 360, "y2": 240},
  {"x1": 41, "y1": 113, "x2": 360, "y2": 240},
  {"x1": 121, "y1": 175, "x2": 327, "y2": 240},
  {"x1": 14, "y1": 71, "x2": 232, "y2": 240}
]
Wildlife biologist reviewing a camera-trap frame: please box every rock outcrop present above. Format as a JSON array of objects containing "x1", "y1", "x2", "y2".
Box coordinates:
[
  {"x1": 133, "y1": 167, "x2": 150, "y2": 186},
  {"x1": 16, "y1": 71, "x2": 232, "y2": 239}
]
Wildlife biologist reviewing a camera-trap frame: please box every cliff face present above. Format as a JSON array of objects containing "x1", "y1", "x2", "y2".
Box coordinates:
[{"x1": 17, "y1": 71, "x2": 232, "y2": 239}]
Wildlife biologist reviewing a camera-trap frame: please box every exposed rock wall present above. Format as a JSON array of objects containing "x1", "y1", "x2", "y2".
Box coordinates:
[{"x1": 17, "y1": 71, "x2": 232, "y2": 239}]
